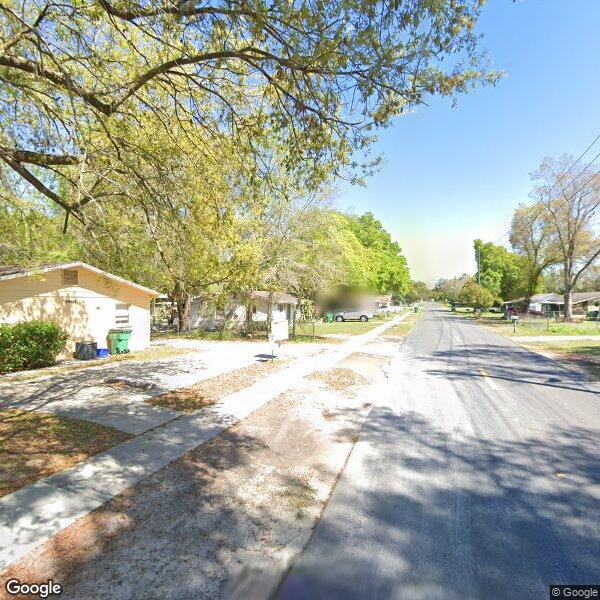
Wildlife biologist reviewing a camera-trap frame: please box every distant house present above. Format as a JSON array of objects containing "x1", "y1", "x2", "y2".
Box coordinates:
[
  {"x1": 245, "y1": 291, "x2": 298, "y2": 323},
  {"x1": 0, "y1": 262, "x2": 159, "y2": 353},
  {"x1": 374, "y1": 295, "x2": 392, "y2": 309},
  {"x1": 504, "y1": 292, "x2": 600, "y2": 315},
  {"x1": 187, "y1": 290, "x2": 298, "y2": 331}
]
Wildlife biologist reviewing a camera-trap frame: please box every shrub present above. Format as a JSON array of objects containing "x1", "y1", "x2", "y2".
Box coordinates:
[
  {"x1": 457, "y1": 281, "x2": 496, "y2": 311},
  {"x1": 0, "y1": 321, "x2": 68, "y2": 373}
]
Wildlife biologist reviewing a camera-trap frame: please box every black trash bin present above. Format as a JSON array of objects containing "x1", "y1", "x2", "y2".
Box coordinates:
[{"x1": 75, "y1": 341, "x2": 98, "y2": 360}]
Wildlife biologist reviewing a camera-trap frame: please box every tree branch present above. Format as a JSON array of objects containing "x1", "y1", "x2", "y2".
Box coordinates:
[
  {"x1": 0, "y1": 148, "x2": 79, "y2": 216},
  {"x1": 572, "y1": 247, "x2": 600, "y2": 289},
  {"x1": 0, "y1": 146, "x2": 80, "y2": 166}
]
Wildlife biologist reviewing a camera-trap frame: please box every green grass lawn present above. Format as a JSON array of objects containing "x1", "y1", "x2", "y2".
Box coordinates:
[
  {"x1": 300, "y1": 314, "x2": 397, "y2": 337},
  {"x1": 522, "y1": 340, "x2": 600, "y2": 356},
  {"x1": 385, "y1": 310, "x2": 423, "y2": 337},
  {"x1": 154, "y1": 314, "x2": 397, "y2": 344},
  {"x1": 153, "y1": 329, "x2": 257, "y2": 341},
  {"x1": 453, "y1": 308, "x2": 600, "y2": 337},
  {"x1": 520, "y1": 340, "x2": 600, "y2": 380},
  {"x1": 453, "y1": 307, "x2": 503, "y2": 320}
]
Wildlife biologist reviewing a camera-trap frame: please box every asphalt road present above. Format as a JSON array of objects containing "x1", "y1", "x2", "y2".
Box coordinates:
[{"x1": 277, "y1": 304, "x2": 600, "y2": 600}]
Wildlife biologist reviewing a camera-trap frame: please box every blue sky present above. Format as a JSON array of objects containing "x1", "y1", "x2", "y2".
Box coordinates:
[{"x1": 338, "y1": 0, "x2": 600, "y2": 285}]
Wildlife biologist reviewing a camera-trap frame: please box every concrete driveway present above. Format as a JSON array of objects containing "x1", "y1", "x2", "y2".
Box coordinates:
[{"x1": 0, "y1": 339, "x2": 320, "y2": 435}]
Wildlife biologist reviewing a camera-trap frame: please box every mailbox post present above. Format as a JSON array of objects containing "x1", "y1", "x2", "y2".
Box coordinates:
[
  {"x1": 269, "y1": 319, "x2": 289, "y2": 358},
  {"x1": 511, "y1": 314, "x2": 519, "y2": 333}
]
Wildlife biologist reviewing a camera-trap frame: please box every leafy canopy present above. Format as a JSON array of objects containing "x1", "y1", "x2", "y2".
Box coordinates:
[
  {"x1": 334, "y1": 211, "x2": 411, "y2": 295},
  {"x1": 474, "y1": 239, "x2": 526, "y2": 301},
  {"x1": 0, "y1": 0, "x2": 498, "y2": 219},
  {"x1": 457, "y1": 280, "x2": 495, "y2": 310}
]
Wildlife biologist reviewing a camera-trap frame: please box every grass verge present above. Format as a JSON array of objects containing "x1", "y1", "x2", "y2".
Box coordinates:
[
  {"x1": 147, "y1": 359, "x2": 286, "y2": 413},
  {"x1": 453, "y1": 308, "x2": 600, "y2": 337},
  {"x1": 153, "y1": 329, "x2": 258, "y2": 341},
  {"x1": 156, "y1": 315, "x2": 395, "y2": 344},
  {"x1": 0, "y1": 409, "x2": 131, "y2": 497},
  {"x1": 519, "y1": 340, "x2": 600, "y2": 381},
  {"x1": 385, "y1": 311, "x2": 423, "y2": 338}
]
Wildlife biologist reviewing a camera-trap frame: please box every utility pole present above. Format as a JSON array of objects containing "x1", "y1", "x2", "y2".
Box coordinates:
[{"x1": 477, "y1": 247, "x2": 481, "y2": 285}]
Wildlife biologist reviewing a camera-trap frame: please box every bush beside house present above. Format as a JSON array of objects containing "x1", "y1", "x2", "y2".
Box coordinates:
[{"x1": 0, "y1": 321, "x2": 68, "y2": 373}]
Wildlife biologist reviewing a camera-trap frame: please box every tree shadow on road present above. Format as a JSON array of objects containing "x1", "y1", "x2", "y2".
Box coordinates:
[
  {"x1": 418, "y1": 343, "x2": 599, "y2": 396},
  {"x1": 278, "y1": 407, "x2": 600, "y2": 600}
]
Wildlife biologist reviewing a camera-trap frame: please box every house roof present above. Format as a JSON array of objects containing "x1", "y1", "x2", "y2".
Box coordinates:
[
  {"x1": 505, "y1": 292, "x2": 600, "y2": 306},
  {"x1": 251, "y1": 290, "x2": 298, "y2": 304},
  {"x1": 0, "y1": 262, "x2": 159, "y2": 296}
]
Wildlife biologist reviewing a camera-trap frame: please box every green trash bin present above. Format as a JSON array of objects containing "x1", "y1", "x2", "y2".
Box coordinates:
[
  {"x1": 107, "y1": 328, "x2": 132, "y2": 354},
  {"x1": 325, "y1": 312, "x2": 334, "y2": 323}
]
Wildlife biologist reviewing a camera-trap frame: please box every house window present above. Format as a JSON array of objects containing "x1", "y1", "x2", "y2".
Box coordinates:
[
  {"x1": 115, "y1": 303, "x2": 130, "y2": 326},
  {"x1": 62, "y1": 269, "x2": 78, "y2": 285}
]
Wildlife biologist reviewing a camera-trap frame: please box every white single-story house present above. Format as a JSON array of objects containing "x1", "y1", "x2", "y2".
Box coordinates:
[
  {"x1": 503, "y1": 292, "x2": 600, "y2": 315},
  {"x1": 244, "y1": 290, "x2": 298, "y2": 323},
  {"x1": 0, "y1": 262, "x2": 159, "y2": 354},
  {"x1": 188, "y1": 290, "x2": 298, "y2": 330},
  {"x1": 372, "y1": 294, "x2": 392, "y2": 315}
]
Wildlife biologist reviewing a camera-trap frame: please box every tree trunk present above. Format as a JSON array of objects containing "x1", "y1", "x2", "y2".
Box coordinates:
[
  {"x1": 521, "y1": 276, "x2": 535, "y2": 314},
  {"x1": 244, "y1": 293, "x2": 253, "y2": 334},
  {"x1": 174, "y1": 283, "x2": 191, "y2": 332},
  {"x1": 522, "y1": 266, "x2": 544, "y2": 315},
  {"x1": 267, "y1": 292, "x2": 273, "y2": 337},
  {"x1": 167, "y1": 298, "x2": 177, "y2": 329},
  {"x1": 563, "y1": 287, "x2": 573, "y2": 321},
  {"x1": 563, "y1": 267, "x2": 574, "y2": 321}
]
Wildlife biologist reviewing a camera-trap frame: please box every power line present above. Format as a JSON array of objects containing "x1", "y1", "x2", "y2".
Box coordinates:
[
  {"x1": 496, "y1": 154, "x2": 600, "y2": 247},
  {"x1": 492, "y1": 134, "x2": 600, "y2": 246}
]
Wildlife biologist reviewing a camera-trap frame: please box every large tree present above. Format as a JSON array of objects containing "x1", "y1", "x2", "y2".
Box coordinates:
[
  {"x1": 531, "y1": 155, "x2": 600, "y2": 319},
  {"x1": 340, "y1": 211, "x2": 411, "y2": 296},
  {"x1": 405, "y1": 280, "x2": 429, "y2": 304},
  {"x1": 0, "y1": 0, "x2": 497, "y2": 221},
  {"x1": 433, "y1": 274, "x2": 470, "y2": 304},
  {"x1": 73, "y1": 121, "x2": 265, "y2": 330},
  {"x1": 509, "y1": 203, "x2": 560, "y2": 309},
  {"x1": 474, "y1": 239, "x2": 525, "y2": 301}
]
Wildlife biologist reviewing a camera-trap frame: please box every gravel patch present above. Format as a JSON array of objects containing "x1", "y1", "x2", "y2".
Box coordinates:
[{"x1": 307, "y1": 367, "x2": 369, "y2": 391}]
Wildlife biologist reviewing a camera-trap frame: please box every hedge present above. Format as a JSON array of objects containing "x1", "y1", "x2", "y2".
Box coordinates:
[{"x1": 0, "y1": 321, "x2": 68, "y2": 373}]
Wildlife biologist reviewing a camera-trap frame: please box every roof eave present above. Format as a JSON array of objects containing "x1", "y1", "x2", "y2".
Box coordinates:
[{"x1": 0, "y1": 262, "x2": 160, "y2": 297}]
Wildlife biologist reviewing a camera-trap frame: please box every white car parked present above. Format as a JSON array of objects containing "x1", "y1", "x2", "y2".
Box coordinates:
[{"x1": 334, "y1": 309, "x2": 374, "y2": 322}]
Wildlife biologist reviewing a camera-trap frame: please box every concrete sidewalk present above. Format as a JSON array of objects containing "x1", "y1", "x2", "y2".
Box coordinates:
[{"x1": 0, "y1": 313, "x2": 410, "y2": 572}]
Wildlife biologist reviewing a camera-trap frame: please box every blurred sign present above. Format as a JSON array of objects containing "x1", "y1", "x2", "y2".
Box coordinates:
[{"x1": 271, "y1": 320, "x2": 289, "y2": 342}]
